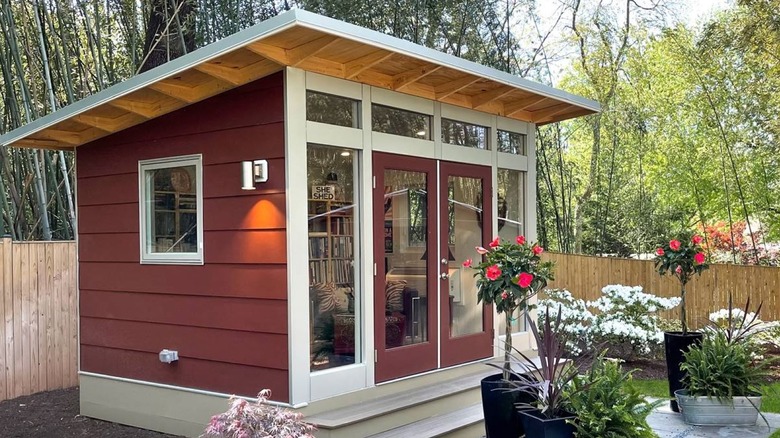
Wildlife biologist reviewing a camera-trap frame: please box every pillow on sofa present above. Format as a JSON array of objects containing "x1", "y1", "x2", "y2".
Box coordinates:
[
  {"x1": 310, "y1": 282, "x2": 338, "y2": 314},
  {"x1": 385, "y1": 280, "x2": 407, "y2": 313}
]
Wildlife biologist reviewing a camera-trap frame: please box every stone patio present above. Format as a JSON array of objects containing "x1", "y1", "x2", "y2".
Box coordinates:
[{"x1": 648, "y1": 402, "x2": 780, "y2": 438}]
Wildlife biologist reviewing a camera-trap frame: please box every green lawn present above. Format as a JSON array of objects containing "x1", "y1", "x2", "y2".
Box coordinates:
[
  {"x1": 770, "y1": 431, "x2": 780, "y2": 438},
  {"x1": 632, "y1": 378, "x2": 780, "y2": 413}
]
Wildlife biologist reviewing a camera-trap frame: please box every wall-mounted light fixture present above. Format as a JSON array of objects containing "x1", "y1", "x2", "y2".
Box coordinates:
[{"x1": 242, "y1": 159, "x2": 268, "y2": 190}]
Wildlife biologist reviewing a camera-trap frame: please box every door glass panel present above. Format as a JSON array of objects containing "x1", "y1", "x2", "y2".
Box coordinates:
[
  {"x1": 448, "y1": 175, "x2": 484, "y2": 337},
  {"x1": 308, "y1": 145, "x2": 359, "y2": 371},
  {"x1": 383, "y1": 170, "x2": 428, "y2": 348}
]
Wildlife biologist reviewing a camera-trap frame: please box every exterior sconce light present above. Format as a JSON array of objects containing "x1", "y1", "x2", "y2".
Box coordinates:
[{"x1": 242, "y1": 159, "x2": 268, "y2": 190}]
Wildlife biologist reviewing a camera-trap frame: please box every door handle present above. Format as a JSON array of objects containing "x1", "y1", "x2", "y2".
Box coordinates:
[{"x1": 440, "y1": 272, "x2": 449, "y2": 280}]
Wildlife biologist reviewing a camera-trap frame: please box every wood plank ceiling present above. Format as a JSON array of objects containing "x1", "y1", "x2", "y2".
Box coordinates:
[{"x1": 8, "y1": 24, "x2": 597, "y2": 150}]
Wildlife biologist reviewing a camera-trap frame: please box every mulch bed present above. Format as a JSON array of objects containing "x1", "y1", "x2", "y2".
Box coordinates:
[
  {"x1": 0, "y1": 387, "x2": 182, "y2": 438},
  {"x1": 623, "y1": 357, "x2": 668, "y2": 380}
]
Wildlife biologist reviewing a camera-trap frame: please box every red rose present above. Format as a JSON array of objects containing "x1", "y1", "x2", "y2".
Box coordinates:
[
  {"x1": 532, "y1": 245, "x2": 544, "y2": 255},
  {"x1": 692, "y1": 235, "x2": 703, "y2": 245},
  {"x1": 489, "y1": 237, "x2": 500, "y2": 248},
  {"x1": 669, "y1": 240, "x2": 681, "y2": 251},
  {"x1": 656, "y1": 248, "x2": 665, "y2": 256},
  {"x1": 694, "y1": 252, "x2": 705, "y2": 264},
  {"x1": 501, "y1": 291, "x2": 509, "y2": 300},
  {"x1": 675, "y1": 265, "x2": 683, "y2": 275},
  {"x1": 475, "y1": 246, "x2": 488, "y2": 255},
  {"x1": 486, "y1": 265, "x2": 502, "y2": 281},
  {"x1": 516, "y1": 235, "x2": 526, "y2": 245},
  {"x1": 462, "y1": 258, "x2": 472, "y2": 268},
  {"x1": 517, "y1": 272, "x2": 534, "y2": 288}
]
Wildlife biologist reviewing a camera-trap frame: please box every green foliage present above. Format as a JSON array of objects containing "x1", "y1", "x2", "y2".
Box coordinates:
[
  {"x1": 565, "y1": 358, "x2": 660, "y2": 438},
  {"x1": 682, "y1": 296, "x2": 775, "y2": 398},
  {"x1": 682, "y1": 331, "x2": 771, "y2": 398}
]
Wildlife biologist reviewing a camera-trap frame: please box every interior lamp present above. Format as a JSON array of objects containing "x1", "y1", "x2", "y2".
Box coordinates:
[{"x1": 242, "y1": 160, "x2": 268, "y2": 190}]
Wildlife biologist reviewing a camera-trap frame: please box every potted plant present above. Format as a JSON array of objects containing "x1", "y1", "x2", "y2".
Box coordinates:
[
  {"x1": 467, "y1": 235, "x2": 554, "y2": 438},
  {"x1": 565, "y1": 355, "x2": 660, "y2": 438},
  {"x1": 497, "y1": 308, "x2": 592, "y2": 438},
  {"x1": 675, "y1": 297, "x2": 773, "y2": 426},
  {"x1": 654, "y1": 233, "x2": 709, "y2": 411}
]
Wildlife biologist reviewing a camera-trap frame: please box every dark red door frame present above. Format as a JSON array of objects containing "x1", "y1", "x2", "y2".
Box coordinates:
[
  {"x1": 373, "y1": 152, "x2": 494, "y2": 382},
  {"x1": 373, "y1": 152, "x2": 438, "y2": 382},
  {"x1": 439, "y1": 160, "x2": 494, "y2": 367}
]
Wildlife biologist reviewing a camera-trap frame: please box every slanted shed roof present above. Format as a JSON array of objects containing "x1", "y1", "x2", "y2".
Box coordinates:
[{"x1": 0, "y1": 9, "x2": 599, "y2": 151}]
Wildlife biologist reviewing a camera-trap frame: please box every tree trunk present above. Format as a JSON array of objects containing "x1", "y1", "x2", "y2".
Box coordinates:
[{"x1": 139, "y1": 0, "x2": 196, "y2": 72}]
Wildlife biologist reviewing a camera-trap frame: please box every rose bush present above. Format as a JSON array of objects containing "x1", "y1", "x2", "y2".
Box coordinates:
[
  {"x1": 468, "y1": 235, "x2": 554, "y2": 378},
  {"x1": 655, "y1": 233, "x2": 709, "y2": 334}
]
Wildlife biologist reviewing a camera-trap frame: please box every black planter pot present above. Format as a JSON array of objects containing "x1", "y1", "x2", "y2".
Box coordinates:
[
  {"x1": 518, "y1": 409, "x2": 575, "y2": 438},
  {"x1": 664, "y1": 331, "x2": 703, "y2": 412},
  {"x1": 481, "y1": 373, "x2": 535, "y2": 438}
]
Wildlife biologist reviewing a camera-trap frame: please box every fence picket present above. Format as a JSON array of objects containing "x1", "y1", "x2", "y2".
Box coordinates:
[{"x1": 0, "y1": 240, "x2": 78, "y2": 402}]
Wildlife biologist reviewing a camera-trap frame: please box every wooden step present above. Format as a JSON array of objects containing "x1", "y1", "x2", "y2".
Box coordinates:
[
  {"x1": 307, "y1": 368, "x2": 494, "y2": 429},
  {"x1": 366, "y1": 403, "x2": 484, "y2": 438}
]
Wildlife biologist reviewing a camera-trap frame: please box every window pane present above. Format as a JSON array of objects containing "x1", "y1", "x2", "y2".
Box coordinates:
[
  {"x1": 497, "y1": 168, "x2": 525, "y2": 333},
  {"x1": 372, "y1": 104, "x2": 431, "y2": 140},
  {"x1": 306, "y1": 91, "x2": 360, "y2": 128},
  {"x1": 308, "y1": 145, "x2": 359, "y2": 371},
  {"x1": 442, "y1": 119, "x2": 489, "y2": 150},
  {"x1": 497, "y1": 130, "x2": 527, "y2": 155},
  {"x1": 145, "y1": 165, "x2": 198, "y2": 254}
]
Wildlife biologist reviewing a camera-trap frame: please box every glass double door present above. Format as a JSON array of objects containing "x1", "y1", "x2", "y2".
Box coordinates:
[{"x1": 373, "y1": 152, "x2": 493, "y2": 382}]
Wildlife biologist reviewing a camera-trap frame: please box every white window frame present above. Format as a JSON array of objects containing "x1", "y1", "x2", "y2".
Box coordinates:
[{"x1": 138, "y1": 154, "x2": 204, "y2": 265}]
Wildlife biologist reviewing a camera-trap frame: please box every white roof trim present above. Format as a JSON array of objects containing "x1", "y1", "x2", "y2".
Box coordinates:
[{"x1": 0, "y1": 9, "x2": 599, "y2": 148}]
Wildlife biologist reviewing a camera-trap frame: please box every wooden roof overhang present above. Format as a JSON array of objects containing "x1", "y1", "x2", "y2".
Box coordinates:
[{"x1": 0, "y1": 10, "x2": 599, "y2": 151}]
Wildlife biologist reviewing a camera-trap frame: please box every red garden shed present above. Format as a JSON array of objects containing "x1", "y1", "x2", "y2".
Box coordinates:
[{"x1": 0, "y1": 10, "x2": 598, "y2": 437}]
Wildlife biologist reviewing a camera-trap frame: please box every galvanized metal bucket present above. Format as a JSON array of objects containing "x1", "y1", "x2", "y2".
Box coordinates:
[{"x1": 675, "y1": 389, "x2": 762, "y2": 426}]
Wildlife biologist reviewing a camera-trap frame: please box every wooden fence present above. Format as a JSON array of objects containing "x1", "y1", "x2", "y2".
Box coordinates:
[
  {"x1": 543, "y1": 252, "x2": 780, "y2": 327},
  {"x1": 0, "y1": 237, "x2": 77, "y2": 402}
]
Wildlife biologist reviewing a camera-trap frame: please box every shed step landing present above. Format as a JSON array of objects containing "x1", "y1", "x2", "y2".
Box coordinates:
[{"x1": 306, "y1": 366, "x2": 494, "y2": 430}]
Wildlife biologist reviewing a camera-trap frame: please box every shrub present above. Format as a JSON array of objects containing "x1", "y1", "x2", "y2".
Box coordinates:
[
  {"x1": 564, "y1": 358, "x2": 659, "y2": 438},
  {"x1": 202, "y1": 390, "x2": 315, "y2": 438},
  {"x1": 537, "y1": 285, "x2": 680, "y2": 360},
  {"x1": 588, "y1": 285, "x2": 680, "y2": 359},
  {"x1": 537, "y1": 289, "x2": 593, "y2": 355}
]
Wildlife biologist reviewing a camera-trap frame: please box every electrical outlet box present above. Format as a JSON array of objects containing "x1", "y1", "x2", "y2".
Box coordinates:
[{"x1": 159, "y1": 349, "x2": 179, "y2": 364}]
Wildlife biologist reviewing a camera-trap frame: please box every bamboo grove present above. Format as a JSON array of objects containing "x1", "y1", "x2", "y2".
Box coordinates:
[{"x1": 1, "y1": 0, "x2": 777, "y2": 265}]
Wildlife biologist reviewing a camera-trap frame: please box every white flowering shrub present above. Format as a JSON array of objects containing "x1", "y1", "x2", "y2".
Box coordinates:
[
  {"x1": 537, "y1": 285, "x2": 681, "y2": 360},
  {"x1": 537, "y1": 289, "x2": 594, "y2": 355},
  {"x1": 588, "y1": 285, "x2": 681, "y2": 360}
]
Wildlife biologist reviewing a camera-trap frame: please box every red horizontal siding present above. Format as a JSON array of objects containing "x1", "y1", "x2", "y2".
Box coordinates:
[
  {"x1": 78, "y1": 230, "x2": 287, "y2": 264},
  {"x1": 78, "y1": 123, "x2": 285, "y2": 179},
  {"x1": 81, "y1": 317, "x2": 288, "y2": 369},
  {"x1": 79, "y1": 262, "x2": 287, "y2": 299},
  {"x1": 79, "y1": 194, "x2": 286, "y2": 234},
  {"x1": 77, "y1": 72, "x2": 290, "y2": 401},
  {"x1": 82, "y1": 345, "x2": 289, "y2": 401},
  {"x1": 80, "y1": 290, "x2": 287, "y2": 333}
]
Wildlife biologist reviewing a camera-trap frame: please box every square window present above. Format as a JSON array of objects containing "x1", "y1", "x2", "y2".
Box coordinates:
[
  {"x1": 139, "y1": 155, "x2": 203, "y2": 264},
  {"x1": 497, "y1": 130, "x2": 527, "y2": 155},
  {"x1": 441, "y1": 118, "x2": 489, "y2": 150}
]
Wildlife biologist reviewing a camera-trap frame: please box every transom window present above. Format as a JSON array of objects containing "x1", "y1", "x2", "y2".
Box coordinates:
[
  {"x1": 441, "y1": 118, "x2": 489, "y2": 150},
  {"x1": 372, "y1": 104, "x2": 431, "y2": 140},
  {"x1": 139, "y1": 155, "x2": 203, "y2": 264},
  {"x1": 306, "y1": 91, "x2": 360, "y2": 128},
  {"x1": 497, "y1": 129, "x2": 527, "y2": 155}
]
